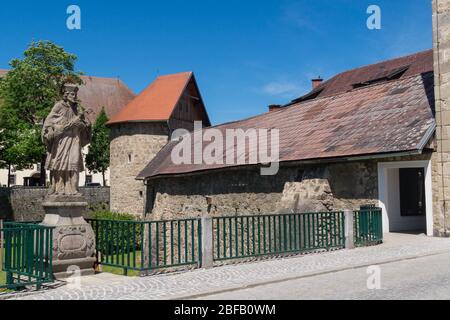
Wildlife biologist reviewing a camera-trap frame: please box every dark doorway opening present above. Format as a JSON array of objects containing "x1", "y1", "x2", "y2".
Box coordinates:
[{"x1": 399, "y1": 168, "x2": 426, "y2": 217}]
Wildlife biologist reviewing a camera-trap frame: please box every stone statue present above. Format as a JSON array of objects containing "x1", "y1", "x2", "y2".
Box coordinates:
[
  {"x1": 41, "y1": 83, "x2": 96, "y2": 279},
  {"x1": 42, "y1": 84, "x2": 91, "y2": 197}
]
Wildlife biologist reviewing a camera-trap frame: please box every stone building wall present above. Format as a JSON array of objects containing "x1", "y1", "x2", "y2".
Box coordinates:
[
  {"x1": 145, "y1": 160, "x2": 380, "y2": 221},
  {"x1": 432, "y1": 0, "x2": 450, "y2": 236},
  {"x1": 109, "y1": 122, "x2": 168, "y2": 215},
  {"x1": 0, "y1": 186, "x2": 110, "y2": 221}
]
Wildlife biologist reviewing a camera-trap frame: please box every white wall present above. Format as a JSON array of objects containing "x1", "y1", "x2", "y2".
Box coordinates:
[
  {"x1": 386, "y1": 168, "x2": 426, "y2": 232},
  {"x1": 378, "y1": 160, "x2": 433, "y2": 236},
  {"x1": 0, "y1": 145, "x2": 110, "y2": 187}
]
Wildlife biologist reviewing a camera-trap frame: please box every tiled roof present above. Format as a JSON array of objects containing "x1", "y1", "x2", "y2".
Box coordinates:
[
  {"x1": 138, "y1": 52, "x2": 435, "y2": 180},
  {"x1": 108, "y1": 72, "x2": 193, "y2": 125},
  {"x1": 290, "y1": 50, "x2": 433, "y2": 103},
  {"x1": 0, "y1": 70, "x2": 135, "y2": 122},
  {"x1": 78, "y1": 76, "x2": 135, "y2": 122}
]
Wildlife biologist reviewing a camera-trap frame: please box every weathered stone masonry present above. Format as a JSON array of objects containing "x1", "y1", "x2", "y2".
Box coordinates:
[
  {"x1": 433, "y1": 0, "x2": 450, "y2": 236},
  {"x1": 145, "y1": 154, "x2": 435, "y2": 222},
  {"x1": 0, "y1": 186, "x2": 110, "y2": 221},
  {"x1": 110, "y1": 123, "x2": 168, "y2": 215},
  {"x1": 145, "y1": 161, "x2": 379, "y2": 220}
]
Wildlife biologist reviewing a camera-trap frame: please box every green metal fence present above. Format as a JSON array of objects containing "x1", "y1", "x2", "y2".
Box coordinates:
[
  {"x1": 212, "y1": 212, "x2": 345, "y2": 261},
  {"x1": 86, "y1": 218, "x2": 202, "y2": 274},
  {"x1": 1, "y1": 222, "x2": 54, "y2": 290},
  {"x1": 87, "y1": 209, "x2": 382, "y2": 273},
  {"x1": 354, "y1": 207, "x2": 383, "y2": 246}
]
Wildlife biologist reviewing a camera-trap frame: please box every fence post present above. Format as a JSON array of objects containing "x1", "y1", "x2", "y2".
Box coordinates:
[
  {"x1": 200, "y1": 217, "x2": 214, "y2": 269},
  {"x1": 0, "y1": 219, "x2": 3, "y2": 271},
  {"x1": 344, "y1": 210, "x2": 355, "y2": 249}
]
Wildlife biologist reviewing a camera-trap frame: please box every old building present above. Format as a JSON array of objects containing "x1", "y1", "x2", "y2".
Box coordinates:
[
  {"x1": 108, "y1": 72, "x2": 210, "y2": 215},
  {"x1": 0, "y1": 72, "x2": 135, "y2": 187},
  {"x1": 135, "y1": 48, "x2": 445, "y2": 236}
]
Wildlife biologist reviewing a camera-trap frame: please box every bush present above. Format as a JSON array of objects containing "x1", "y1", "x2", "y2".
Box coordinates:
[
  {"x1": 89, "y1": 210, "x2": 143, "y2": 253},
  {"x1": 91, "y1": 209, "x2": 138, "y2": 221}
]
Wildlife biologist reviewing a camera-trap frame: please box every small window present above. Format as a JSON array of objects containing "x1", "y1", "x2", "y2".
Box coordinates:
[
  {"x1": 85, "y1": 175, "x2": 93, "y2": 185},
  {"x1": 128, "y1": 154, "x2": 132, "y2": 163},
  {"x1": 9, "y1": 175, "x2": 16, "y2": 186}
]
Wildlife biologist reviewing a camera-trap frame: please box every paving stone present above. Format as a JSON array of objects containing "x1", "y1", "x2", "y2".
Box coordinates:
[{"x1": 11, "y1": 234, "x2": 450, "y2": 300}]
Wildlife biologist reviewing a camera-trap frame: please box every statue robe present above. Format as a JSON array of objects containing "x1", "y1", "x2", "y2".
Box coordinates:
[{"x1": 42, "y1": 101, "x2": 91, "y2": 172}]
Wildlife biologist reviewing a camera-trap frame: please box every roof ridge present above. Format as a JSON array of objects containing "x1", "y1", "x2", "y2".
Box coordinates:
[
  {"x1": 331, "y1": 49, "x2": 432, "y2": 78},
  {"x1": 206, "y1": 71, "x2": 433, "y2": 132},
  {"x1": 107, "y1": 71, "x2": 195, "y2": 125},
  {"x1": 157, "y1": 71, "x2": 193, "y2": 78}
]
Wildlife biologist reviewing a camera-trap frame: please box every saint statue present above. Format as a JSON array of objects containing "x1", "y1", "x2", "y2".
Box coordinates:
[{"x1": 42, "y1": 84, "x2": 91, "y2": 196}]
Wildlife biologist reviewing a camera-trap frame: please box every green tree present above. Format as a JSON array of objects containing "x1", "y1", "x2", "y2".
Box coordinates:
[
  {"x1": 0, "y1": 41, "x2": 82, "y2": 185},
  {"x1": 85, "y1": 108, "x2": 110, "y2": 186}
]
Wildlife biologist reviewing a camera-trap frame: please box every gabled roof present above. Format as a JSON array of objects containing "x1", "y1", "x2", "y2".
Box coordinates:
[
  {"x1": 290, "y1": 50, "x2": 432, "y2": 104},
  {"x1": 0, "y1": 70, "x2": 135, "y2": 122},
  {"x1": 78, "y1": 76, "x2": 136, "y2": 122},
  {"x1": 138, "y1": 50, "x2": 436, "y2": 180},
  {"x1": 107, "y1": 71, "x2": 195, "y2": 125}
]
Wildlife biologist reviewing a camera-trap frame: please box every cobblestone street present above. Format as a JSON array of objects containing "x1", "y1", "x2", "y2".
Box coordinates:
[{"x1": 8, "y1": 233, "x2": 450, "y2": 300}]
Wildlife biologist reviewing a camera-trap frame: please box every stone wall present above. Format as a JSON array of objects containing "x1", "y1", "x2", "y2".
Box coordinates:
[
  {"x1": 0, "y1": 186, "x2": 110, "y2": 221},
  {"x1": 109, "y1": 122, "x2": 169, "y2": 215},
  {"x1": 432, "y1": 0, "x2": 450, "y2": 236},
  {"x1": 145, "y1": 160, "x2": 380, "y2": 221}
]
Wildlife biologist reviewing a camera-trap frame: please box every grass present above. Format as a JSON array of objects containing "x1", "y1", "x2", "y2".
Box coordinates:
[
  {"x1": 98, "y1": 250, "x2": 142, "y2": 277},
  {"x1": 0, "y1": 247, "x2": 4, "y2": 286},
  {"x1": 0, "y1": 247, "x2": 8, "y2": 292}
]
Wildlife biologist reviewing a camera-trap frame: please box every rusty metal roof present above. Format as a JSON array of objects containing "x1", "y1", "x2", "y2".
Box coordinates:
[
  {"x1": 0, "y1": 70, "x2": 135, "y2": 122},
  {"x1": 291, "y1": 50, "x2": 433, "y2": 104},
  {"x1": 107, "y1": 72, "x2": 193, "y2": 125},
  {"x1": 78, "y1": 76, "x2": 135, "y2": 122},
  {"x1": 138, "y1": 56, "x2": 435, "y2": 180}
]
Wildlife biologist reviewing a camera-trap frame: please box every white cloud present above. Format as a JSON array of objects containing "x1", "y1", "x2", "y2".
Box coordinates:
[{"x1": 262, "y1": 81, "x2": 305, "y2": 98}]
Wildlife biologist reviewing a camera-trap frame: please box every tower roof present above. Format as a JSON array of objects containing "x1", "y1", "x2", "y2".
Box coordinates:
[{"x1": 107, "y1": 72, "x2": 194, "y2": 125}]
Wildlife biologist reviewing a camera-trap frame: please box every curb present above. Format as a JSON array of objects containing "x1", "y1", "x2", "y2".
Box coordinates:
[{"x1": 169, "y1": 249, "x2": 450, "y2": 300}]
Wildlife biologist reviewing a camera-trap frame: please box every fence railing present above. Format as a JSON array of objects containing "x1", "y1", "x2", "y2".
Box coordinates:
[
  {"x1": 86, "y1": 218, "x2": 202, "y2": 275},
  {"x1": 212, "y1": 212, "x2": 345, "y2": 261},
  {"x1": 86, "y1": 208, "x2": 382, "y2": 274},
  {"x1": 354, "y1": 207, "x2": 383, "y2": 246},
  {"x1": 1, "y1": 222, "x2": 54, "y2": 290}
]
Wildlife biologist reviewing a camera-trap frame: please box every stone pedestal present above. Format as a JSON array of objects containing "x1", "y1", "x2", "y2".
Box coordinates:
[{"x1": 41, "y1": 197, "x2": 96, "y2": 279}]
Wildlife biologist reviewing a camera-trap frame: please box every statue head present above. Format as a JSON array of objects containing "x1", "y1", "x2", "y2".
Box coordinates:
[{"x1": 63, "y1": 84, "x2": 79, "y2": 105}]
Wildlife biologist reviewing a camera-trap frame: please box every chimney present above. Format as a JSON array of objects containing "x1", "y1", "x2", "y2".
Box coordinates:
[
  {"x1": 312, "y1": 77, "x2": 323, "y2": 89},
  {"x1": 432, "y1": 0, "x2": 450, "y2": 236},
  {"x1": 268, "y1": 104, "x2": 282, "y2": 112}
]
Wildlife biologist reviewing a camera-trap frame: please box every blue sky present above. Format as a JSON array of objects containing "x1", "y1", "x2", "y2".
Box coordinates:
[{"x1": 0, "y1": 0, "x2": 432, "y2": 125}]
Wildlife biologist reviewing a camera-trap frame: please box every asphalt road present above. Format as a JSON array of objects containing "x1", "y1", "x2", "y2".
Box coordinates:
[{"x1": 197, "y1": 251, "x2": 450, "y2": 300}]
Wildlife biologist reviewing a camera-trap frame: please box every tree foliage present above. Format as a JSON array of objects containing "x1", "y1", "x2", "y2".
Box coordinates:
[
  {"x1": 0, "y1": 41, "x2": 82, "y2": 177},
  {"x1": 85, "y1": 108, "x2": 110, "y2": 186}
]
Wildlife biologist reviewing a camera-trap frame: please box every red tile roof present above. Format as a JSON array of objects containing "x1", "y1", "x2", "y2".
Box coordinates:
[
  {"x1": 138, "y1": 51, "x2": 435, "y2": 180},
  {"x1": 107, "y1": 72, "x2": 193, "y2": 125}
]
